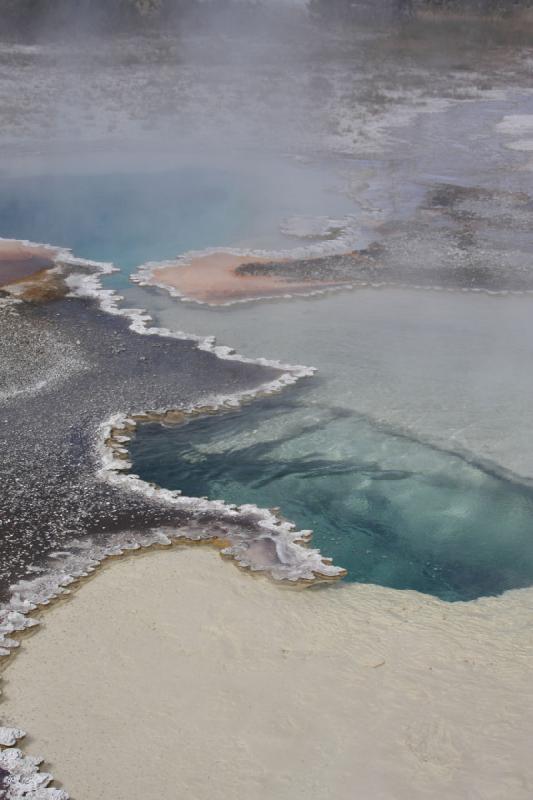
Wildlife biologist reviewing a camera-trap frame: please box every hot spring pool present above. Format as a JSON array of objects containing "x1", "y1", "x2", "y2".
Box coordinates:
[
  {"x1": 126, "y1": 285, "x2": 533, "y2": 602},
  {"x1": 129, "y1": 392, "x2": 533, "y2": 601},
  {"x1": 4, "y1": 152, "x2": 533, "y2": 602}
]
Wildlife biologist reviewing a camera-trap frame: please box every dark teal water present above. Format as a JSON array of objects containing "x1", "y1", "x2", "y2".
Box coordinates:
[{"x1": 129, "y1": 395, "x2": 533, "y2": 601}]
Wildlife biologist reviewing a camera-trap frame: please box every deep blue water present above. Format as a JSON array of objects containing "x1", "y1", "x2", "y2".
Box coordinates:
[{"x1": 129, "y1": 395, "x2": 533, "y2": 602}]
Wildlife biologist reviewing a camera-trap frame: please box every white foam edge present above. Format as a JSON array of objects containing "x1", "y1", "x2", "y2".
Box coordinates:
[
  {"x1": 0, "y1": 729, "x2": 25, "y2": 748},
  {"x1": 0, "y1": 236, "x2": 115, "y2": 273},
  {"x1": 98, "y1": 409, "x2": 343, "y2": 580}
]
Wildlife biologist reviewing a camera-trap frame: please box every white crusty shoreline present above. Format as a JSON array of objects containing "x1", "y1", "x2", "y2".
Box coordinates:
[{"x1": 68, "y1": 249, "x2": 347, "y2": 583}]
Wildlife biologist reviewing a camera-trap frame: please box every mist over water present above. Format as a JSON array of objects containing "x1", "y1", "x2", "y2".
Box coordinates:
[{"x1": 0, "y1": 154, "x2": 351, "y2": 282}]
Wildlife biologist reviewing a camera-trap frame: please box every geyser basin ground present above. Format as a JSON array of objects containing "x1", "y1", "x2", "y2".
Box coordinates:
[
  {"x1": 2, "y1": 547, "x2": 532, "y2": 800},
  {"x1": 0, "y1": 283, "x2": 345, "y2": 597}
]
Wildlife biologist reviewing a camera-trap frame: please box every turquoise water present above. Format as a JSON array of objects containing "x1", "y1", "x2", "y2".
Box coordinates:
[
  {"x1": 0, "y1": 167, "x2": 257, "y2": 287},
  {"x1": 0, "y1": 155, "x2": 351, "y2": 290},
  {"x1": 129, "y1": 394, "x2": 533, "y2": 601}
]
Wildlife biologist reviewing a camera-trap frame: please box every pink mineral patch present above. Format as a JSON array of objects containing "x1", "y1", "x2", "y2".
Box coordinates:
[
  {"x1": 148, "y1": 251, "x2": 350, "y2": 305},
  {"x1": 0, "y1": 241, "x2": 58, "y2": 287}
]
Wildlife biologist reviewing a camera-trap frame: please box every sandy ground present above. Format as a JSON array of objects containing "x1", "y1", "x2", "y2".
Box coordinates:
[
  {"x1": 1, "y1": 546, "x2": 532, "y2": 800},
  {"x1": 150, "y1": 252, "x2": 348, "y2": 304},
  {"x1": 0, "y1": 241, "x2": 57, "y2": 287}
]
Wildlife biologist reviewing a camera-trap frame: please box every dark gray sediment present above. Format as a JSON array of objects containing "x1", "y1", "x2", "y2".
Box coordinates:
[{"x1": 0, "y1": 292, "x2": 317, "y2": 598}]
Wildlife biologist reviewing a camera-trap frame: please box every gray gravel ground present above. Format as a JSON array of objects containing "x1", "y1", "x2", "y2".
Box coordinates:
[{"x1": 0, "y1": 295, "x2": 281, "y2": 597}]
